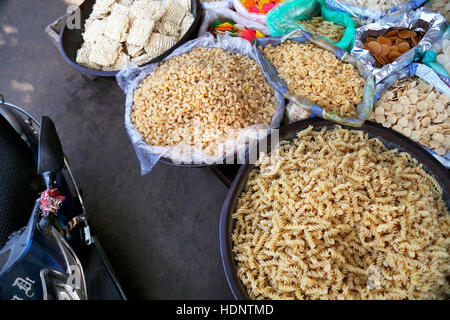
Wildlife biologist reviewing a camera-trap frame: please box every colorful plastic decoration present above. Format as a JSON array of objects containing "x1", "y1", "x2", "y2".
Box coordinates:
[
  {"x1": 241, "y1": 0, "x2": 284, "y2": 14},
  {"x1": 209, "y1": 20, "x2": 265, "y2": 44}
]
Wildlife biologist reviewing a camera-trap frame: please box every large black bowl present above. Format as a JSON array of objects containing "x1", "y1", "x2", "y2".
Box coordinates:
[
  {"x1": 219, "y1": 118, "x2": 450, "y2": 300},
  {"x1": 59, "y1": 0, "x2": 202, "y2": 77}
]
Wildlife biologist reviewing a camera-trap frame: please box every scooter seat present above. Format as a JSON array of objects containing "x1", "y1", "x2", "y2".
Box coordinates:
[{"x1": 0, "y1": 115, "x2": 39, "y2": 248}]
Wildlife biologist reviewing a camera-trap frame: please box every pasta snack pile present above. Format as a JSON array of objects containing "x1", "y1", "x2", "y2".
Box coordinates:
[
  {"x1": 232, "y1": 126, "x2": 449, "y2": 300},
  {"x1": 76, "y1": 0, "x2": 195, "y2": 71}
]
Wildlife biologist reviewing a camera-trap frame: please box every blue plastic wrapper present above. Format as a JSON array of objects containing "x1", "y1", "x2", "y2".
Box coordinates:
[
  {"x1": 253, "y1": 30, "x2": 375, "y2": 127},
  {"x1": 351, "y1": 7, "x2": 447, "y2": 84},
  {"x1": 324, "y1": 0, "x2": 427, "y2": 24},
  {"x1": 375, "y1": 63, "x2": 450, "y2": 168}
]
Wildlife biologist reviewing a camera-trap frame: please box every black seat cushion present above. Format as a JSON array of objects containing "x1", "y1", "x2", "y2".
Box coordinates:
[{"x1": 0, "y1": 115, "x2": 39, "y2": 248}]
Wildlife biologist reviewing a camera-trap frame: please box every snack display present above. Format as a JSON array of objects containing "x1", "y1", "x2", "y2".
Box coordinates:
[
  {"x1": 232, "y1": 126, "x2": 450, "y2": 300},
  {"x1": 296, "y1": 17, "x2": 346, "y2": 43},
  {"x1": 362, "y1": 29, "x2": 424, "y2": 67},
  {"x1": 208, "y1": 20, "x2": 265, "y2": 44},
  {"x1": 76, "y1": 0, "x2": 195, "y2": 71},
  {"x1": 335, "y1": 0, "x2": 410, "y2": 12},
  {"x1": 131, "y1": 47, "x2": 277, "y2": 158},
  {"x1": 260, "y1": 41, "x2": 365, "y2": 117},
  {"x1": 368, "y1": 77, "x2": 450, "y2": 156}
]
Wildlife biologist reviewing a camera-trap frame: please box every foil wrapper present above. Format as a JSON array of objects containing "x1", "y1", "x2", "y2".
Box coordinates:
[{"x1": 351, "y1": 7, "x2": 446, "y2": 84}]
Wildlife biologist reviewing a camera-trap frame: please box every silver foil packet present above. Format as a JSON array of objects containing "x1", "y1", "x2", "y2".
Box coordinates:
[{"x1": 351, "y1": 7, "x2": 446, "y2": 83}]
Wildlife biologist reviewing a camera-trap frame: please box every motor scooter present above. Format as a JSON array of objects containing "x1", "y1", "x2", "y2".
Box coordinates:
[{"x1": 0, "y1": 95, "x2": 126, "y2": 300}]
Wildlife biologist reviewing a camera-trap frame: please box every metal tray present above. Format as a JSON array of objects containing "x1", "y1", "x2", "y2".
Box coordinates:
[{"x1": 219, "y1": 118, "x2": 450, "y2": 300}]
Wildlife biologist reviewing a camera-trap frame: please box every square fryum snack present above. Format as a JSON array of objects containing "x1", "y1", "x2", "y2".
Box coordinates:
[{"x1": 76, "y1": 0, "x2": 195, "y2": 71}]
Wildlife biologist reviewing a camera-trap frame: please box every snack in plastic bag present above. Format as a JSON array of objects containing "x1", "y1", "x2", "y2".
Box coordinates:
[
  {"x1": 116, "y1": 34, "x2": 285, "y2": 174},
  {"x1": 374, "y1": 63, "x2": 450, "y2": 167},
  {"x1": 253, "y1": 30, "x2": 375, "y2": 127},
  {"x1": 266, "y1": 0, "x2": 356, "y2": 51},
  {"x1": 351, "y1": 7, "x2": 446, "y2": 83},
  {"x1": 232, "y1": 0, "x2": 283, "y2": 25}
]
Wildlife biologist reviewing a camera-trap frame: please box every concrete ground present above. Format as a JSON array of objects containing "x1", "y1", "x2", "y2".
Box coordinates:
[{"x1": 0, "y1": 0, "x2": 233, "y2": 299}]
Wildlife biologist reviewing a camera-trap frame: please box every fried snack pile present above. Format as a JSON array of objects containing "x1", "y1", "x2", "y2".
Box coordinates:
[
  {"x1": 131, "y1": 47, "x2": 277, "y2": 159},
  {"x1": 260, "y1": 41, "x2": 364, "y2": 117},
  {"x1": 362, "y1": 29, "x2": 424, "y2": 67},
  {"x1": 232, "y1": 126, "x2": 450, "y2": 300},
  {"x1": 368, "y1": 77, "x2": 450, "y2": 156},
  {"x1": 76, "y1": 0, "x2": 194, "y2": 71},
  {"x1": 340, "y1": 0, "x2": 410, "y2": 12}
]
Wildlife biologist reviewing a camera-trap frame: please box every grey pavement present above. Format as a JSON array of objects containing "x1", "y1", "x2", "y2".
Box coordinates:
[{"x1": 0, "y1": 0, "x2": 233, "y2": 299}]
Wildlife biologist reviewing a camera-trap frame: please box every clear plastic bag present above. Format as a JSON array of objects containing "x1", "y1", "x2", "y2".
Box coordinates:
[
  {"x1": 198, "y1": 7, "x2": 270, "y2": 36},
  {"x1": 116, "y1": 34, "x2": 285, "y2": 174},
  {"x1": 266, "y1": 0, "x2": 356, "y2": 52}
]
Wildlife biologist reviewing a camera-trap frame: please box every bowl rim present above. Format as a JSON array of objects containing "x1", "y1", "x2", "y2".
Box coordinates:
[
  {"x1": 58, "y1": 0, "x2": 202, "y2": 77},
  {"x1": 219, "y1": 118, "x2": 450, "y2": 300}
]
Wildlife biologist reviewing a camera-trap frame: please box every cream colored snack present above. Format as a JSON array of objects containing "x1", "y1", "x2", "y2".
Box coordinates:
[
  {"x1": 233, "y1": 126, "x2": 450, "y2": 300},
  {"x1": 368, "y1": 77, "x2": 450, "y2": 156},
  {"x1": 144, "y1": 33, "x2": 177, "y2": 58},
  {"x1": 76, "y1": 0, "x2": 194, "y2": 71},
  {"x1": 76, "y1": 42, "x2": 102, "y2": 70},
  {"x1": 88, "y1": 35, "x2": 121, "y2": 66},
  {"x1": 297, "y1": 17, "x2": 346, "y2": 43},
  {"x1": 261, "y1": 41, "x2": 364, "y2": 117},
  {"x1": 340, "y1": 0, "x2": 410, "y2": 12},
  {"x1": 104, "y1": 3, "x2": 130, "y2": 42},
  {"x1": 131, "y1": 47, "x2": 277, "y2": 158},
  {"x1": 127, "y1": 18, "x2": 155, "y2": 47}
]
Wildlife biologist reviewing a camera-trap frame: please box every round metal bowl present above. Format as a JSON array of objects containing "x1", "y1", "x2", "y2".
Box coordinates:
[
  {"x1": 219, "y1": 118, "x2": 450, "y2": 300},
  {"x1": 59, "y1": 0, "x2": 202, "y2": 77}
]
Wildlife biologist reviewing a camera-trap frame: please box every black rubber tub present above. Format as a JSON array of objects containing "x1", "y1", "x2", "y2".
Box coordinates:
[
  {"x1": 219, "y1": 118, "x2": 450, "y2": 300},
  {"x1": 59, "y1": 0, "x2": 202, "y2": 77}
]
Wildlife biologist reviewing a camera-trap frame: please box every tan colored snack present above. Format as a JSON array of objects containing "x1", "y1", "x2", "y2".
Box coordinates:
[
  {"x1": 131, "y1": 47, "x2": 277, "y2": 158},
  {"x1": 297, "y1": 17, "x2": 346, "y2": 43},
  {"x1": 368, "y1": 77, "x2": 450, "y2": 156},
  {"x1": 160, "y1": 1, "x2": 187, "y2": 24},
  {"x1": 260, "y1": 41, "x2": 364, "y2": 117},
  {"x1": 233, "y1": 126, "x2": 450, "y2": 300},
  {"x1": 144, "y1": 33, "x2": 177, "y2": 58}
]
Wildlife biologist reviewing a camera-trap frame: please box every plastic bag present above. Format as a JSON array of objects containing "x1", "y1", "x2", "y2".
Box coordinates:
[
  {"x1": 253, "y1": 30, "x2": 375, "y2": 127},
  {"x1": 324, "y1": 0, "x2": 427, "y2": 24},
  {"x1": 232, "y1": 0, "x2": 270, "y2": 25},
  {"x1": 198, "y1": 7, "x2": 270, "y2": 36},
  {"x1": 374, "y1": 63, "x2": 450, "y2": 168},
  {"x1": 351, "y1": 7, "x2": 447, "y2": 84},
  {"x1": 116, "y1": 34, "x2": 285, "y2": 174},
  {"x1": 266, "y1": 0, "x2": 356, "y2": 51},
  {"x1": 421, "y1": 25, "x2": 450, "y2": 88},
  {"x1": 201, "y1": 0, "x2": 233, "y2": 10}
]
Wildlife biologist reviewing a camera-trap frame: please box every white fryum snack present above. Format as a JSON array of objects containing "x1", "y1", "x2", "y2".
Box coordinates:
[
  {"x1": 127, "y1": 18, "x2": 155, "y2": 47},
  {"x1": 174, "y1": 0, "x2": 191, "y2": 11},
  {"x1": 89, "y1": 35, "x2": 121, "y2": 67},
  {"x1": 130, "y1": 0, "x2": 167, "y2": 21},
  {"x1": 131, "y1": 53, "x2": 154, "y2": 65},
  {"x1": 127, "y1": 43, "x2": 145, "y2": 57},
  {"x1": 76, "y1": 42, "x2": 102, "y2": 70},
  {"x1": 104, "y1": 3, "x2": 131, "y2": 42},
  {"x1": 144, "y1": 33, "x2": 176, "y2": 58},
  {"x1": 154, "y1": 20, "x2": 180, "y2": 37},
  {"x1": 341, "y1": 0, "x2": 409, "y2": 12},
  {"x1": 160, "y1": 1, "x2": 187, "y2": 24},
  {"x1": 82, "y1": 19, "x2": 107, "y2": 44},
  {"x1": 103, "y1": 53, "x2": 131, "y2": 71},
  {"x1": 118, "y1": 0, "x2": 134, "y2": 6},
  {"x1": 178, "y1": 14, "x2": 194, "y2": 40},
  {"x1": 89, "y1": 0, "x2": 116, "y2": 22}
]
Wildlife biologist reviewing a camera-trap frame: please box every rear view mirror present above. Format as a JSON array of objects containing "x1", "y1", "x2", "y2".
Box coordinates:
[{"x1": 38, "y1": 116, "x2": 64, "y2": 178}]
